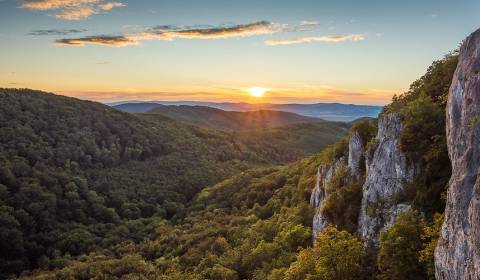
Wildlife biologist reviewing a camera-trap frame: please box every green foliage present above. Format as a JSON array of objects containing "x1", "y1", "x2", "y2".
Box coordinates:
[
  {"x1": 377, "y1": 211, "x2": 444, "y2": 280},
  {"x1": 284, "y1": 226, "x2": 364, "y2": 280},
  {"x1": 19, "y1": 253, "x2": 202, "y2": 280},
  {"x1": 391, "y1": 56, "x2": 456, "y2": 217},
  {"x1": 383, "y1": 53, "x2": 458, "y2": 114},
  {"x1": 419, "y1": 214, "x2": 444, "y2": 280},
  {"x1": 0, "y1": 89, "x2": 344, "y2": 277},
  {"x1": 22, "y1": 154, "x2": 323, "y2": 280},
  {"x1": 399, "y1": 94, "x2": 445, "y2": 162},
  {"x1": 315, "y1": 136, "x2": 349, "y2": 165},
  {"x1": 377, "y1": 210, "x2": 427, "y2": 280},
  {"x1": 320, "y1": 166, "x2": 363, "y2": 233},
  {"x1": 235, "y1": 122, "x2": 348, "y2": 163},
  {"x1": 350, "y1": 118, "x2": 378, "y2": 146}
]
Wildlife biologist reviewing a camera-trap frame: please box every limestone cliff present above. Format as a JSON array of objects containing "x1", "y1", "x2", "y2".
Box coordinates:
[
  {"x1": 357, "y1": 113, "x2": 416, "y2": 242},
  {"x1": 310, "y1": 130, "x2": 366, "y2": 241},
  {"x1": 310, "y1": 157, "x2": 345, "y2": 241},
  {"x1": 348, "y1": 131, "x2": 364, "y2": 178},
  {"x1": 435, "y1": 28, "x2": 480, "y2": 280}
]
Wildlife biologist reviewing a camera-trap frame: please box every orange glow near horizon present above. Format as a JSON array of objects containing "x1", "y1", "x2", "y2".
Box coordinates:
[
  {"x1": 0, "y1": 81, "x2": 400, "y2": 105},
  {"x1": 50, "y1": 85, "x2": 398, "y2": 105}
]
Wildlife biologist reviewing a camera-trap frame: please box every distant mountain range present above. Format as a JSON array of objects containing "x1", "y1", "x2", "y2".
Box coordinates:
[{"x1": 111, "y1": 101, "x2": 382, "y2": 122}]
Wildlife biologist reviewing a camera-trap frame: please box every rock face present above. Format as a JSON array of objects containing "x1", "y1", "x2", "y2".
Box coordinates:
[
  {"x1": 435, "y1": 28, "x2": 480, "y2": 280},
  {"x1": 357, "y1": 113, "x2": 416, "y2": 242},
  {"x1": 348, "y1": 131, "x2": 364, "y2": 178},
  {"x1": 310, "y1": 131, "x2": 367, "y2": 241},
  {"x1": 310, "y1": 158, "x2": 345, "y2": 241}
]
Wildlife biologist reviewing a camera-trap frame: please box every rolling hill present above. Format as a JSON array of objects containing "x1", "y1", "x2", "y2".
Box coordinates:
[
  {"x1": 0, "y1": 88, "x2": 347, "y2": 278},
  {"x1": 113, "y1": 101, "x2": 382, "y2": 122},
  {"x1": 146, "y1": 105, "x2": 325, "y2": 131}
]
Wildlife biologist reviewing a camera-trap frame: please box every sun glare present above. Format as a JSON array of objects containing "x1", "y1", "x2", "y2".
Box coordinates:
[{"x1": 248, "y1": 87, "x2": 266, "y2": 97}]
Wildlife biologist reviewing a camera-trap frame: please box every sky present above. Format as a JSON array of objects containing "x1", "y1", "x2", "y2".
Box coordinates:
[{"x1": 0, "y1": 0, "x2": 479, "y2": 105}]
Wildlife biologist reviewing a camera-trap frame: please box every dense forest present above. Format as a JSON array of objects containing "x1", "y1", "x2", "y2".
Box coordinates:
[
  {"x1": 0, "y1": 89, "x2": 347, "y2": 279},
  {"x1": 0, "y1": 51, "x2": 458, "y2": 280}
]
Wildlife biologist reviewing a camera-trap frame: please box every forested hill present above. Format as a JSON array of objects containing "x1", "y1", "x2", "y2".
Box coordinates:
[
  {"x1": 146, "y1": 105, "x2": 324, "y2": 131},
  {"x1": 14, "y1": 50, "x2": 461, "y2": 280},
  {"x1": 113, "y1": 101, "x2": 382, "y2": 122},
  {"x1": 0, "y1": 88, "x2": 346, "y2": 278}
]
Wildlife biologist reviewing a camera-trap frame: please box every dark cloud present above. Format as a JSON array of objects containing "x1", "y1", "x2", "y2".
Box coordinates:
[
  {"x1": 29, "y1": 28, "x2": 87, "y2": 36},
  {"x1": 55, "y1": 35, "x2": 135, "y2": 47}
]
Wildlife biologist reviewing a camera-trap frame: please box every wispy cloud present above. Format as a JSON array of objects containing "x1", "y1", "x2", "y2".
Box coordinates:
[
  {"x1": 265, "y1": 34, "x2": 366, "y2": 46},
  {"x1": 55, "y1": 21, "x2": 284, "y2": 47},
  {"x1": 94, "y1": 61, "x2": 111, "y2": 65},
  {"x1": 146, "y1": 21, "x2": 282, "y2": 39},
  {"x1": 28, "y1": 28, "x2": 87, "y2": 35},
  {"x1": 55, "y1": 35, "x2": 135, "y2": 47},
  {"x1": 98, "y1": 1, "x2": 123, "y2": 10},
  {"x1": 20, "y1": 0, "x2": 125, "y2": 20},
  {"x1": 300, "y1": 20, "x2": 319, "y2": 26}
]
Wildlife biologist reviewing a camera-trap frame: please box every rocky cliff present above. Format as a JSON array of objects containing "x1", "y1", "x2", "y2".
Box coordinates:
[
  {"x1": 310, "y1": 130, "x2": 366, "y2": 240},
  {"x1": 435, "y1": 28, "x2": 480, "y2": 280},
  {"x1": 310, "y1": 157, "x2": 346, "y2": 241},
  {"x1": 357, "y1": 113, "x2": 416, "y2": 242},
  {"x1": 348, "y1": 131, "x2": 364, "y2": 178}
]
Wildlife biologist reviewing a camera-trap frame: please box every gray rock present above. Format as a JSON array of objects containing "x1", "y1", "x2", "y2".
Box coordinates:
[
  {"x1": 435, "y1": 28, "x2": 480, "y2": 280},
  {"x1": 348, "y1": 131, "x2": 364, "y2": 178},
  {"x1": 310, "y1": 130, "x2": 368, "y2": 242},
  {"x1": 357, "y1": 113, "x2": 416, "y2": 243},
  {"x1": 310, "y1": 157, "x2": 346, "y2": 241}
]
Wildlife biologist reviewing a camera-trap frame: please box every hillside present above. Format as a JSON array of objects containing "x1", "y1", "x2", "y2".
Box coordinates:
[
  {"x1": 19, "y1": 152, "x2": 325, "y2": 280},
  {"x1": 235, "y1": 122, "x2": 348, "y2": 162},
  {"x1": 1, "y1": 36, "x2": 472, "y2": 280},
  {"x1": 0, "y1": 88, "x2": 346, "y2": 278},
  {"x1": 146, "y1": 105, "x2": 325, "y2": 131},
  {"x1": 113, "y1": 101, "x2": 382, "y2": 122},
  {"x1": 17, "y1": 47, "x2": 462, "y2": 280}
]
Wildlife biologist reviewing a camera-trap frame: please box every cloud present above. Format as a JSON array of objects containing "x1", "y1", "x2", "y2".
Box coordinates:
[
  {"x1": 265, "y1": 34, "x2": 366, "y2": 46},
  {"x1": 28, "y1": 28, "x2": 87, "y2": 35},
  {"x1": 55, "y1": 21, "x2": 284, "y2": 47},
  {"x1": 20, "y1": 0, "x2": 125, "y2": 20},
  {"x1": 145, "y1": 21, "x2": 282, "y2": 40},
  {"x1": 98, "y1": 1, "x2": 124, "y2": 10},
  {"x1": 55, "y1": 35, "x2": 136, "y2": 47},
  {"x1": 300, "y1": 20, "x2": 319, "y2": 26}
]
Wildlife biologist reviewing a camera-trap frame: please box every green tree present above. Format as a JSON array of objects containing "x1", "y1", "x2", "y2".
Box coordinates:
[
  {"x1": 320, "y1": 166, "x2": 363, "y2": 233},
  {"x1": 284, "y1": 226, "x2": 364, "y2": 280},
  {"x1": 377, "y1": 210, "x2": 426, "y2": 280},
  {"x1": 419, "y1": 214, "x2": 444, "y2": 280}
]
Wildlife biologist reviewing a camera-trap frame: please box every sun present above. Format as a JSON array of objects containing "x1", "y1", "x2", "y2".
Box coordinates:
[{"x1": 248, "y1": 87, "x2": 266, "y2": 97}]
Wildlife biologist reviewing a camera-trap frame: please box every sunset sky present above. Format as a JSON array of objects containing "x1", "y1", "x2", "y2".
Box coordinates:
[{"x1": 0, "y1": 0, "x2": 479, "y2": 105}]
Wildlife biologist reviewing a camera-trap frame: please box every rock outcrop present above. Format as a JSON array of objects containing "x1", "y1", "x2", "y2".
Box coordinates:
[
  {"x1": 310, "y1": 131, "x2": 367, "y2": 241},
  {"x1": 310, "y1": 157, "x2": 345, "y2": 241},
  {"x1": 357, "y1": 113, "x2": 416, "y2": 243},
  {"x1": 348, "y1": 131, "x2": 364, "y2": 178},
  {"x1": 435, "y1": 28, "x2": 480, "y2": 280}
]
